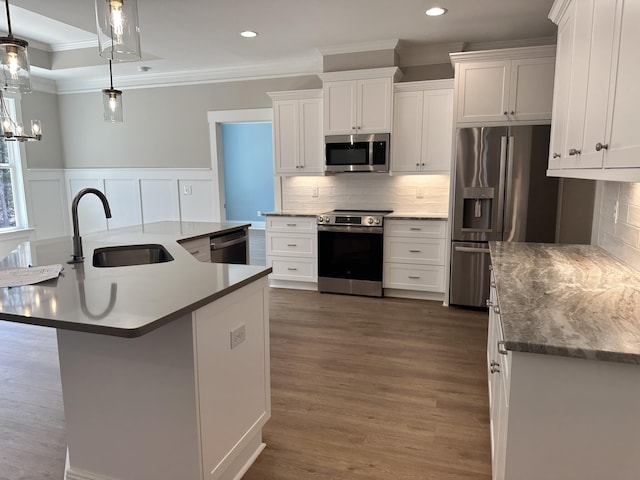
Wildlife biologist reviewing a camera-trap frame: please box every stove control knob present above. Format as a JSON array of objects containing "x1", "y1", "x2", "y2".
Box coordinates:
[
  {"x1": 318, "y1": 216, "x2": 324, "y2": 223},
  {"x1": 375, "y1": 218, "x2": 381, "y2": 225},
  {"x1": 324, "y1": 216, "x2": 330, "y2": 222},
  {"x1": 368, "y1": 217, "x2": 374, "y2": 225}
]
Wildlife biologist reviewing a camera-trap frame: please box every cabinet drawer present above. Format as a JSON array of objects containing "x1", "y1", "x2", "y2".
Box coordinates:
[
  {"x1": 266, "y1": 216, "x2": 316, "y2": 233},
  {"x1": 383, "y1": 264, "x2": 444, "y2": 292},
  {"x1": 267, "y1": 233, "x2": 315, "y2": 257},
  {"x1": 385, "y1": 219, "x2": 446, "y2": 238},
  {"x1": 180, "y1": 236, "x2": 211, "y2": 263},
  {"x1": 269, "y1": 257, "x2": 316, "y2": 282},
  {"x1": 384, "y1": 237, "x2": 445, "y2": 265}
]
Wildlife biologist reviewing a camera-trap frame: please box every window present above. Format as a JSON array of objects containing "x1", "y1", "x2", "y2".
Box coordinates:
[{"x1": 0, "y1": 96, "x2": 27, "y2": 230}]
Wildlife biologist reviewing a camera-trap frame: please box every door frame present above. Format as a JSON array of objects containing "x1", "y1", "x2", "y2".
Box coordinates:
[{"x1": 207, "y1": 108, "x2": 276, "y2": 222}]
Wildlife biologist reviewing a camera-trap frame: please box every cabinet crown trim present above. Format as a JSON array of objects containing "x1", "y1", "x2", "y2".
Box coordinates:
[
  {"x1": 394, "y1": 79, "x2": 454, "y2": 92},
  {"x1": 319, "y1": 67, "x2": 402, "y2": 82},
  {"x1": 267, "y1": 89, "x2": 323, "y2": 101},
  {"x1": 449, "y1": 45, "x2": 556, "y2": 66},
  {"x1": 548, "y1": 0, "x2": 573, "y2": 23}
]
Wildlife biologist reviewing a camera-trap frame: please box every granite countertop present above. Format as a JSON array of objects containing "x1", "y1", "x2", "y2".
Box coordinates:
[
  {"x1": 489, "y1": 241, "x2": 640, "y2": 364},
  {"x1": 386, "y1": 213, "x2": 448, "y2": 220},
  {"x1": 0, "y1": 222, "x2": 270, "y2": 338}
]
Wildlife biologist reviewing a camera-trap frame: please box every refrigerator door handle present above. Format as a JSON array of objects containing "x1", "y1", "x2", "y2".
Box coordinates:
[
  {"x1": 496, "y1": 136, "x2": 508, "y2": 234},
  {"x1": 504, "y1": 136, "x2": 515, "y2": 240},
  {"x1": 454, "y1": 245, "x2": 491, "y2": 254}
]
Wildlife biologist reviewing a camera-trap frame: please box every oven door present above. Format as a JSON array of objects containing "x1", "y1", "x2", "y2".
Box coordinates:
[{"x1": 318, "y1": 226, "x2": 383, "y2": 296}]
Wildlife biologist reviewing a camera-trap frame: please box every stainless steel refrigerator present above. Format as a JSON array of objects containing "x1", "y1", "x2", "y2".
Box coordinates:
[{"x1": 449, "y1": 125, "x2": 559, "y2": 307}]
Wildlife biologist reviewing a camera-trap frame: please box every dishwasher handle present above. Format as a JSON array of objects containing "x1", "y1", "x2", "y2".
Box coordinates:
[{"x1": 210, "y1": 231, "x2": 247, "y2": 250}]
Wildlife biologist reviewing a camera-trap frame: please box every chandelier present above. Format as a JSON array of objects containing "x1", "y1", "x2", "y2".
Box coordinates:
[{"x1": 0, "y1": 0, "x2": 41, "y2": 141}]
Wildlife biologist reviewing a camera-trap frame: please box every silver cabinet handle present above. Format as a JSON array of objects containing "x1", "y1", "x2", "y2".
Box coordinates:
[
  {"x1": 287, "y1": 244, "x2": 297, "y2": 247},
  {"x1": 493, "y1": 306, "x2": 500, "y2": 314},
  {"x1": 596, "y1": 142, "x2": 609, "y2": 151},
  {"x1": 553, "y1": 152, "x2": 561, "y2": 158},
  {"x1": 568, "y1": 148, "x2": 581, "y2": 156},
  {"x1": 409, "y1": 227, "x2": 422, "y2": 231},
  {"x1": 409, "y1": 249, "x2": 422, "y2": 253},
  {"x1": 190, "y1": 250, "x2": 200, "y2": 255},
  {"x1": 286, "y1": 223, "x2": 296, "y2": 227},
  {"x1": 408, "y1": 275, "x2": 421, "y2": 279},
  {"x1": 490, "y1": 281, "x2": 496, "y2": 288},
  {"x1": 287, "y1": 267, "x2": 298, "y2": 271},
  {"x1": 498, "y1": 341, "x2": 508, "y2": 355},
  {"x1": 454, "y1": 245, "x2": 490, "y2": 254}
]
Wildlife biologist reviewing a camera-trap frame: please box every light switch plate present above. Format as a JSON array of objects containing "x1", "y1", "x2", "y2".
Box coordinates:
[
  {"x1": 312, "y1": 186, "x2": 319, "y2": 198},
  {"x1": 416, "y1": 187, "x2": 425, "y2": 199},
  {"x1": 183, "y1": 184, "x2": 193, "y2": 195},
  {"x1": 230, "y1": 324, "x2": 246, "y2": 349}
]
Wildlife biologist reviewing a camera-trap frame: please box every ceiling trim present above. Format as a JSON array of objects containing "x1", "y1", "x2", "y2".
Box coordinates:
[
  {"x1": 317, "y1": 39, "x2": 400, "y2": 56},
  {"x1": 53, "y1": 56, "x2": 324, "y2": 94},
  {"x1": 450, "y1": 45, "x2": 556, "y2": 65},
  {"x1": 51, "y1": 39, "x2": 99, "y2": 52},
  {"x1": 465, "y1": 36, "x2": 557, "y2": 52},
  {"x1": 30, "y1": 76, "x2": 57, "y2": 94}
]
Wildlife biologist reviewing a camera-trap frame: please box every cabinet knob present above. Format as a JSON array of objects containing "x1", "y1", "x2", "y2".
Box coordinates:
[
  {"x1": 486, "y1": 299, "x2": 493, "y2": 307},
  {"x1": 421, "y1": 163, "x2": 425, "y2": 166},
  {"x1": 595, "y1": 142, "x2": 609, "y2": 151},
  {"x1": 510, "y1": 111, "x2": 515, "y2": 115},
  {"x1": 493, "y1": 306, "x2": 500, "y2": 314},
  {"x1": 568, "y1": 148, "x2": 582, "y2": 156},
  {"x1": 416, "y1": 163, "x2": 420, "y2": 167},
  {"x1": 553, "y1": 153, "x2": 561, "y2": 158},
  {"x1": 503, "y1": 111, "x2": 508, "y2": 116},
  {"x1": 490, "y1": 361, "x2": 501, "y2": 374}
]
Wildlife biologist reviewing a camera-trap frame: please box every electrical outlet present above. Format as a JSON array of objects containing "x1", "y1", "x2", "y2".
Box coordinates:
[
  {"x1": 230, "y1": 324, "x2": 246, "y2": 349},
  {"x1": 416, "y1": 187, "x2": 425, "y2": 199},
  {"x1": 312, "y1": 186, "x2": 319, "y2": 198},
  {"x1": 183, "y1": 184, "x2": 193, "y2": 195},
  {"x1": 257, "y1": 210, "x2": 262, "y2": 217}
]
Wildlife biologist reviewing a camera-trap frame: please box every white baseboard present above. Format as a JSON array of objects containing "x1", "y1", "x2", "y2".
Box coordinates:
[{"x1": 383, "y1": 288, "x2": 445, "y2": 303}]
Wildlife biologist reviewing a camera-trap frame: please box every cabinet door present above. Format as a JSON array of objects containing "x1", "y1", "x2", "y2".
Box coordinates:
[
  {"x1": 324, "y1": 80, "x2": 357, "y2": 135},
  {"x1": 391, "y1": 91, "x2": 423, "y2": 173},
  {"x1": 508, "y1": 57, "x2": 555, "y2": 122},
  {"x1": 422, "y1": 89, "x2": 453, "y2": 171},
  {"x1": 357, "y1": 77, "x2": 393, "y2": 133},
  {"x1": 602, "y1": 0, "x2": 640, "y2": 168},
  {"x1": 549, "y1": 1, "x2": 577, "y2": 169},
  {"x1": 299, "y1": 97, "x2": 324, "y2": 173},
  {"x1": 272, "y1": 100, "x2": 299, "y2": 174},
  {"x1": 456, "y1": 61, "x2": 510, "y2": 123}
]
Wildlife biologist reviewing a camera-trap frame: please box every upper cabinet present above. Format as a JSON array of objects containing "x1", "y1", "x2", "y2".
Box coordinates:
[
  {"x1": 391, "y1": 80, "x2": 454, "y2": 174},
  {"x1": 548, "y1": 0, "x2": 640, "y2": 181},
  {"x1": 320, "y1": 67, "x2": 401, "y2": 135},
  {"x1": 450, "y1": 46, "x2": 556, "y2": 125},
  {"x1": 269, "y1": 90, "x2": 324, "y2": 176}
]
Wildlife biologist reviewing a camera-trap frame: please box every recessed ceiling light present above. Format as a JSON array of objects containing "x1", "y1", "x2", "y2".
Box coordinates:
[
  {"x1": 426, "y1": 7, "x2": 447, "y2": 16},
  {"x1": 240, "y1": 30, "x2": 258, "y2": 38}
]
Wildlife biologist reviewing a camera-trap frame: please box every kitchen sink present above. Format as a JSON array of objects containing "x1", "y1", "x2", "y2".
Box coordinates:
[{"x1": 92, "y1": 244, "x2": 174, "y2": 268}]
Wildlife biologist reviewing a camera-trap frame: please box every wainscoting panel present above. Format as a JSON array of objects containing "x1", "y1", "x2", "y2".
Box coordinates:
[
  {"x1": 104, "y1": 179, "x2": 142, "y2": 229},
  {"x1": 178, "y1": 179, "x2": 216, "y2": 222},
  {"x1": 140, "y1": 179, "x2": 180, "y2": 223},
  {"x1": 25, "y1": 169, "x2": 69, "y2": 240}
]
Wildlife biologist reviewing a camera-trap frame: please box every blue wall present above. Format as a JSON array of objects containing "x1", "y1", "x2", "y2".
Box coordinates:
[{"x1": 221, "y1": 122, "x2": 274, "y2": 222}]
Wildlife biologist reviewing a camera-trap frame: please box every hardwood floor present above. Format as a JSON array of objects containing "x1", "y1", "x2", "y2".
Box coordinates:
[{"x1": 0, "y1": 289, "x2": 490, "y2": 479}]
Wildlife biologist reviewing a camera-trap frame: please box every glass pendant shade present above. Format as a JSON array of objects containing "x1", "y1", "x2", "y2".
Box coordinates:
[
  {"x1": 0, "y1": 37, "x2": 31, "y2": 92},
  {"x1": 96, "y1": 0, "x2": 141, "y2": 61},
  {"x1": 102, "y1": 88, "x2": 123, "y2": 123}
]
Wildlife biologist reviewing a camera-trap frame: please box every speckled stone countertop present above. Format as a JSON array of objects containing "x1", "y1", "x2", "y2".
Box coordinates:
[
  {"x1": 0, "y1": 222, "x2": 270, "y2": 338},
  {"x1": 489, "y1": 241, "x2": 640, "y2": 364}
]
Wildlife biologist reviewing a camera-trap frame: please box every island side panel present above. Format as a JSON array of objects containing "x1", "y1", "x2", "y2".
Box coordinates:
[
  {"x1": 57, "y1": 314, "x2": 203, "y2": 480},
  {"x1": 194, "y1": 276, "x2": 271, "y2": 479},
  {"x1": 505, "y1": 351, "x2": 640, "y2": 480}
]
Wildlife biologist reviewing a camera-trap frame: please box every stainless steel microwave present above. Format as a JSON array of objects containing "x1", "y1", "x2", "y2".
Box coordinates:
[{"x1": 325, "y1": 133, "x2": 390, "y2": 173}]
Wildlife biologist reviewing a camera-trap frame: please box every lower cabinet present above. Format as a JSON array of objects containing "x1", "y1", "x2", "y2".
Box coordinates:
[
  {"x1": 266, "y1": 215, "x2": 317, "y2": 289},
  {"x1": 383, "y1": 219, "x2": 447, "y2": 299}
]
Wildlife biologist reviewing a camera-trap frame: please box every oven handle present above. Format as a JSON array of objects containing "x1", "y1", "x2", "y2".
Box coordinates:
[{"x1": 317, "y1": 225, "x2": 383, "y2": 234}]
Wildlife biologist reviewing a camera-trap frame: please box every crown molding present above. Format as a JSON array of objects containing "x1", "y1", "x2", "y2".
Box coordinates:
[
  {"x1": 319, "y1": 66, "x2": 402, "y2": 82},
  {"x1": 30, "y1": 76, "x2": 58, "y2": 94},
  {"x1": 450, "y1": 44, "x2": 556, "y2": 65},
  {"x1": 267, "y1": 89, "x2": 322, "y2": 101},
  {"x1": 465, "y1": 36, "x2": 556, "y2": 53},
  {"x1": 317, "y1": 39, "x2": 400, "y2": 56},
  {"x1": 394, "y1": 78, "x2": 454, "y2": 92},
  {"x1": 51, "y1": 39, "x2": 99, "y2": 52},
  {"x1": 55, "y1": 56, "x2": 324, "y2": 94},
  {"x1": 548, "y1": 0, "x2": 572, "y2": 23}
]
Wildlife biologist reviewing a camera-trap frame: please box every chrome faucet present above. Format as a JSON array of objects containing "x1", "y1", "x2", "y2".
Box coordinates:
[{"x1": 68, "y1": 188, "x2": 112, "y2": 264}]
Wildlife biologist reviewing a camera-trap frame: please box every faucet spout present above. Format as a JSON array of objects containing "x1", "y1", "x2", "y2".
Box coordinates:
[{"x1": 68, "y1": 188, "x2": 113, "y2": 264}]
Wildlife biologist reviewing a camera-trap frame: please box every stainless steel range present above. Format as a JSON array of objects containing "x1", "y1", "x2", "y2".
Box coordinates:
[{"x1": 317, "y1": 210, "x2": 391, "y2": 297}]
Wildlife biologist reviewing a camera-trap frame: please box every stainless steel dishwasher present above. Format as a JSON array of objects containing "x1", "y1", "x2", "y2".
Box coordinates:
[{"x1": 210, "y1": 228, "x2": 249, "y2": 264}]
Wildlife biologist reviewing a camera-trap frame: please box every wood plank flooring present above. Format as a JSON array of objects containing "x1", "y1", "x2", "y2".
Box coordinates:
[{"x1": 0, "y1": 289, "x2": 490, "y2": 479}]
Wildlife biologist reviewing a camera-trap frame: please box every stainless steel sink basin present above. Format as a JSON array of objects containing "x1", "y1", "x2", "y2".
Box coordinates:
[{"x1": 92, "y1": 244, "x2": 174, "y2": 268}]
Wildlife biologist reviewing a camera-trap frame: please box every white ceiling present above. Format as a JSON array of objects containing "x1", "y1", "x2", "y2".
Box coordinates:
[{"x1": 4, "y1": 0, "x2": 557, "y2": 92}]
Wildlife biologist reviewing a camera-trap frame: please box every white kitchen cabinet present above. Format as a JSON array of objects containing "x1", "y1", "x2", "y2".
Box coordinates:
[
  {"x1": 450, "y1": 46, "x2": 555, "y2": 125},
  {"x1": 179, "y1": 235, "x2": 211, "y2": 262},
  {"x1": 548, "y1": 0, "x2": 640, "y2": 180},
  {"x1": 266, "y1": 215, "x2": 317, "y2": 288},
  {"x1": 391, "y1": 80, "x2": 454, "y2": 174},
  {"x1": 269, "y1": 90, "x2": 324, "y2": 175},
  {"x1": 383, "y1": 219, "x2": 447, "y2": 299},
  {"x1": 320, "y1": 67, "x2": 400, "y2": 135}
]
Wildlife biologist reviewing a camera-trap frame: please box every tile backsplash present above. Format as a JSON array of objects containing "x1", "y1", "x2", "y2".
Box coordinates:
[
  {"x1": 598, "y1": 181, "x2": 640, "y2": 270},
  {"x1": 281, "y1": 174, "x2": 450, "y2": 214}
]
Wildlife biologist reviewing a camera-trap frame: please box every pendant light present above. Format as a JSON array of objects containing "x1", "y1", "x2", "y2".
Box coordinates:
[
  {"x1": 0, "y1": 0, "x2": 30, "y2": 93},
  {"x1": 102, "y1": 60, "x2": 123, "y2": 123},
  {"x1": 95, "y1": 0, "x2": 141, "y2": 61}
]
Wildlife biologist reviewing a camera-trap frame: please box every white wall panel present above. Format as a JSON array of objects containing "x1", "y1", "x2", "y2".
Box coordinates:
[
  {"x1": 104, "y1": 179, "x2": 142, "y2": 229},
  {"x1": 178, "y1": 179, "x2": 215, "y2": 222},
  {"x1": 140, "y1": 179, "x2": 180, "y2": 224}
]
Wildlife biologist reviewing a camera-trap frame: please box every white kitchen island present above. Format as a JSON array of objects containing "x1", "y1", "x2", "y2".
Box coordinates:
[{"x1": 0, "y1": 224, "x2": 271, "y2": 480}]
